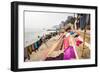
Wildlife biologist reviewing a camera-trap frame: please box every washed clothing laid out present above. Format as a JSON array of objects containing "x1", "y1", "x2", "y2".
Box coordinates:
[
  {"x1": 70, "y1": 32, "x2": 82, "y2": 46},
  {"x1": 24, "y1": 39, "x2": 43, "y2": 60},
  {"x1": 31, "y1": 44, "x2": 35, "y2": 51},
  {"x1": 74, "y1": 34, "x2": 79, "y2": 38},
  {"x1": 34, "y1": 42, "x2": 39, "y2": 49},
  {"x1": 70, "y1": 31, "x2": 75, "y2": 35},
  {"x1": 63, "y1": 32, "x2": 76, "y2": 60},
  {"x1": 24, "y1": 47, "x2": 29, "y2": 61},
  {"x1": 63, "y1": 31, "x2": 80, "y2": 60},
  {"x1": 79, "y1": 14, "x2": 88, "y2": 30},
  {"x1": 24, "y1": 45, "x2": 33, "y2": 60},
  {"x1": 74, "y1": 35, "x2": 83, "y2": 46},
  {"x1": 38, "y1": 38, "x2": 42, "y2": 46},
  {"x1": 76, "y1": 39, "x2": 82, "y2": 46},
  {"x1": 63, "y1": 36, "x2": 70, "y2": 49},
  {"x1": 45, "y1": 53, "x2": 64, "y2": 61},
  {"x1": 64, "y1": 46, "x2": 76, "y2": 60}
]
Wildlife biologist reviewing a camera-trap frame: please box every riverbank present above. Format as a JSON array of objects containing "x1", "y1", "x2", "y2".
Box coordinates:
[{"x1": 25, "y1": 30, "x2": 90, "y2": 62}]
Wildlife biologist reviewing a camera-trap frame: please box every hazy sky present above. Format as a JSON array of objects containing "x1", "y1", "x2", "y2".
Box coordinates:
[{"x1": 25, "y1": 11, "x2": 74, "y2": 31}]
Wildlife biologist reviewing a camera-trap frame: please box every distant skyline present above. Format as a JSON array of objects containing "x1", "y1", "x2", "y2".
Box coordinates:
[{"x1": 25, "y1": 11, "x2": 74, "y2": 31}]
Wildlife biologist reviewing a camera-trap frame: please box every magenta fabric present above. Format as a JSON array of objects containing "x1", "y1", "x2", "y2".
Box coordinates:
[{"x1": 64, "y1": 46, "x2": 76, "y2": 60}]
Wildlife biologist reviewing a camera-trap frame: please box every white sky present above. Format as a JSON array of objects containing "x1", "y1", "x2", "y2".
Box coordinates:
[{"x1": 25, "y1": 11, "x2": 74, "y2": 31}]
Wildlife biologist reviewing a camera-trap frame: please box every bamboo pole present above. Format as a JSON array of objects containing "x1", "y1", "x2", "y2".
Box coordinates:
[{"x1": 82, "y1": 15, "x2": 87, "y2": 58}]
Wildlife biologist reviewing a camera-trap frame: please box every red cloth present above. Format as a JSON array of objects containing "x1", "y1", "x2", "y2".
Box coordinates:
[{"x1": 76, "y1": 38, "x2": 82, "y2": 46}]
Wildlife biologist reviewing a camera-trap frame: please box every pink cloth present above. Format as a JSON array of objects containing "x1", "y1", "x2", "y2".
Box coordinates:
[{"x1": 63, "y1": 36, "x2": 70, "y2": 49}]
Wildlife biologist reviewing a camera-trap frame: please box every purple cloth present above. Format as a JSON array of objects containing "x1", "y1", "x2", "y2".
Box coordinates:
[{"x1": 64, "y1": 46, "x2": 76, "y2": 60}]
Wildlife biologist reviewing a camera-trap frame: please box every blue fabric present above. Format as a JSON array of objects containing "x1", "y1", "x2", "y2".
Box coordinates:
[
  {"x1": 79, "y1": 14, "x2": 87, "y2": 29},
  {"x1": 70, "y1": 31, "x2": 75, "y2": 35},
  {"x1": 34, "y1": 41, "x2": 39, "y2": 49}
]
